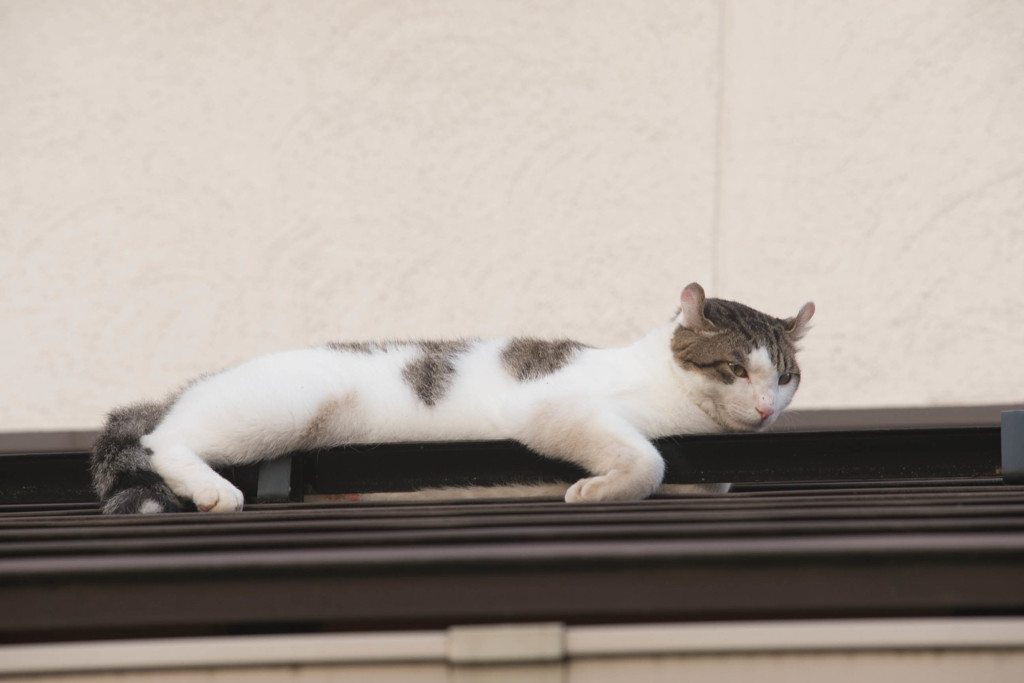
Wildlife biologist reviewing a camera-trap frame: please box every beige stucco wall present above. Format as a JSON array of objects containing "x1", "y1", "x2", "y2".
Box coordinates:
[{"x1": 1, "y1": 0, "x2": 1022, "y2": 431}]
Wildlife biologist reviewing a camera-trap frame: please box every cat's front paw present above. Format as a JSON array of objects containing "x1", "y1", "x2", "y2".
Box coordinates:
[
  {"x1": 565, "y1": 477, "x2": 600, "y2": 503},
  {"x1": 192, "y1": 476, "x2": 245, "y2": 512},
  {"x1": 565, "y1": 471, "x2": 653, "y2": 503}
]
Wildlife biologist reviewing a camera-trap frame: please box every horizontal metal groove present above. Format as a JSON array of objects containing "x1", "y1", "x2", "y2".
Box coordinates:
[
  {"x1": 4, "y1": 517, "x2": 1024, "y2": 561},
  {"x1": 732, "y1": 478, "x2": 1006, "y2": 492},
  {"x1": 3, "y1": 508, "x2": 1022, "y2": 554},
  {"x1": 1, "y1": 487, "x2": 1021, "y2": 538},
  {"x1": 5, "y1": 502, "x2": 1023, "y2": 540},
  {"x1": 0, "y1": 477, "x2": 983, "y2": 518},
  {"x1": 4, "y1": 532, "x2": 1024, "y2": 583},
  {"x1": 3, "y1": 491, "x2": 1022, "y2": 539},
  {"x1": 3, "y1": 480, "x2": 1019, "y2": 517},
  {"x1": 3, "y1": 490, "x2": 1023, "y2": 529}
]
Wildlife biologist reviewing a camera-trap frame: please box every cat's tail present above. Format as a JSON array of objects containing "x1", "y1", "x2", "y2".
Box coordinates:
[{"x1": 91, "y1": 401, "x2": 183, "y2": 514}]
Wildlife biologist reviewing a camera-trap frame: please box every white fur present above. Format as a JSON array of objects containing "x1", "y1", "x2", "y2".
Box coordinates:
[
  {"x1": 137, "y1": 499, "x2": 166, "y2": 514},
  {"x1": 141, "y1": 319, "x2": 800, "y2": 512}
]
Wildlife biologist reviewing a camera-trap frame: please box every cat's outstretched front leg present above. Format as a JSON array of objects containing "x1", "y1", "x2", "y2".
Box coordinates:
[
  {"x1": 140, "y1": 435, "x2": 245, "y2": 512},
  {"x1": 517, "y1": 401, "x2": 665, "y2": 503}
]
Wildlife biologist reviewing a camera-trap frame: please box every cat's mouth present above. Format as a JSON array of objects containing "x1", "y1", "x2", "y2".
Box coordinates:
[{"x1": 721, "y1": 411, "x2": 770, "y2": 432}]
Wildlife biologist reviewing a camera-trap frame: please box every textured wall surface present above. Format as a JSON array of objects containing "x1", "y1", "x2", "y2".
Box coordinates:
[
  {"x1": 716, "y1": 1, "x2": 1024, "y2": 408},
  {"x1": 1, "y1": 0, "x2": 1022, "y2": 430}
]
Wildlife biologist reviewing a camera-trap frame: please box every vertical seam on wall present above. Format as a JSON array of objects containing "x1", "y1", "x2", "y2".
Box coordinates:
[{"x1": 711, "y1": 0, "x2": 729, "y2": 294}]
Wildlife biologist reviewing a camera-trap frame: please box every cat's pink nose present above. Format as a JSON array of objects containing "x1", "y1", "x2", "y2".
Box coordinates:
[{"x1": 756, "y1": 406, "x2": 774, "y2": 420}]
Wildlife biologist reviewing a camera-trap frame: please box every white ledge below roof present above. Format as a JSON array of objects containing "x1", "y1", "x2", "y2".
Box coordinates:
[{"x1": 4, "y1": 618, "x2": 1024, "y2": 676}]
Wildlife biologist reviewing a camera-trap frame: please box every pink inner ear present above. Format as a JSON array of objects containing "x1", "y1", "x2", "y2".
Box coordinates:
[{"x1": 680, "y1": 282, "x2": 705, "y2": 305}]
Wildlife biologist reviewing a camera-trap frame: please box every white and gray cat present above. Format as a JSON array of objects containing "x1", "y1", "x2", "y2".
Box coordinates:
[{"x1": 91, "y1": 283, "x2": 814, "y2": 513}]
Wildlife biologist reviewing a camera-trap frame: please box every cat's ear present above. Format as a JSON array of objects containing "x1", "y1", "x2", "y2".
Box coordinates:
[
  {"x1": 676, "y1": 283, "x2": 711, "y2": 331},
  {"x1": 784, "y1": 302, "x2": 815, "y2": 341}
]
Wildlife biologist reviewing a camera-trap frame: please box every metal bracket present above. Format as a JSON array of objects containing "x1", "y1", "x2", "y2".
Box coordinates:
[
  {"x1": 256, "y1": 456, "x2": 293, "y2": 503},
  {"x1": 1001, "y1": 411, "x2": 1024, "y2": 484}
]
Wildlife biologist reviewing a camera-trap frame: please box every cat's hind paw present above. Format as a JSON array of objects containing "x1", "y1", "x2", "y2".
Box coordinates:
[{"x1": 192, "y1": 477, "x2": 245, "y2": 512}]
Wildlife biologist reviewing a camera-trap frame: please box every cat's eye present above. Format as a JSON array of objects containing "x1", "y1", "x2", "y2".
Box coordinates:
[
  {"x1": 779, "y1": 373, "x2": 793, "y2": 385},
  {"x1": 728, "y1": 363, "x2": 747, "y2": 378}
]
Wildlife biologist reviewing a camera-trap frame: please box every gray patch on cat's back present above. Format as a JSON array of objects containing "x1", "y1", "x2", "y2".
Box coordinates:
[
  {"x1": 501, "y1": 338, "x2": 589, "y2": 382},
  {"x1": 402, "y1": 340, "x2": 473, "y2": 407}
]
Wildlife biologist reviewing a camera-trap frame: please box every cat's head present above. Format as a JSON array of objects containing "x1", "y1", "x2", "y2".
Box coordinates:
[{"x1": 670, "y1": 283, "x2": 814, "y2": 431}]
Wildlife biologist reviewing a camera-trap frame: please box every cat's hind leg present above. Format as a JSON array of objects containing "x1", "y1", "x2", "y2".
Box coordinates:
[
  {"x1": 516, "y1": 402, "x2": 665, "y2": 503},
  {"x1": 141, "y1": 437, "x2": 245, "y2": 512}
]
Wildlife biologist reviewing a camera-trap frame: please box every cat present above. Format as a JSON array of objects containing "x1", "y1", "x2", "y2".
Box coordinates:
[{"x1": 91, "y1": 283, "x2": 814, "y2": 514}]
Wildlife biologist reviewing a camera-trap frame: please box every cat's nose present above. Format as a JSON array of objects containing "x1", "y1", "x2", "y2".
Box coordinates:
[{"x1": 756, "y1": 405, "x2": 774, "y2": 420}]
